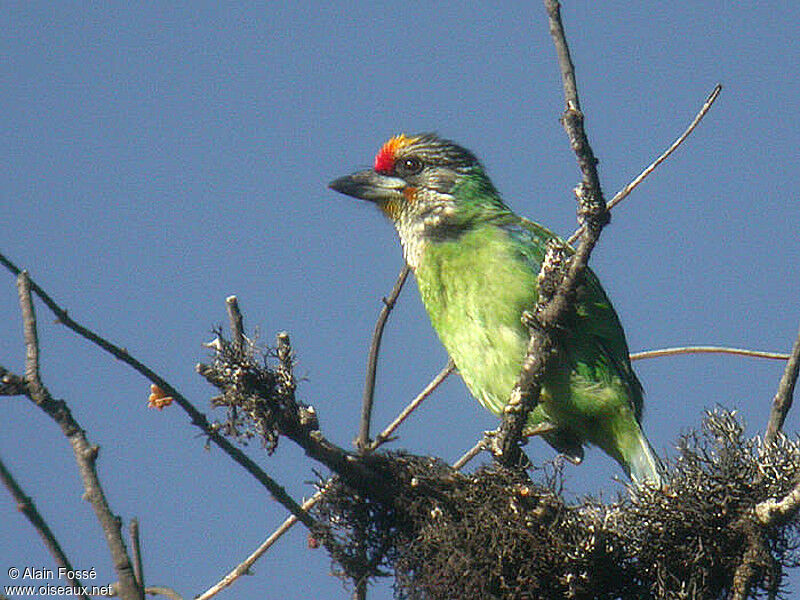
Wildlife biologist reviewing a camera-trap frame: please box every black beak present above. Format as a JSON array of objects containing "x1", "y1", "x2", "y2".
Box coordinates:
[{"x1": 328, "y1": 169, "x2": 405, "y2": 203}]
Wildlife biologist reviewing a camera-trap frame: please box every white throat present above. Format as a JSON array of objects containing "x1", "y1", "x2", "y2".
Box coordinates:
[{"x1": 393, "y1": 200, "x2": 457, "y2": 269}]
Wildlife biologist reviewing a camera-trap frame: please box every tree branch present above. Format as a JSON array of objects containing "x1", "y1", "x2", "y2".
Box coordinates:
[
  {"x1": 765, "y1": 321, "x2": 800, "y2": 443},
  {"x1": 195, "y1": 483, "x2": 331, "y2": 600},
  {"x1": 356, "y1": 266, "x2": 410, "y2": 600},
  {"x1": 225, "y1": 295, "x2": 245, "y2": 350},
  {"x1": 606, "y1": 84, "x2": 722, "y2": 214},
  {"x1": 130, "y1": 519, "x2": 144, "y2": 590},
  {"x1": 369, "y1": 359, "x2": 455, "y2": 451},
  {"x1": 0, "y1": 252, "x2": 315, "y2": 529},
  {"x1": 630, "y1": 345, "x2": 790, "y2": 362},
  {"x1": 358, "y1": 264, "x2": 411, "y2": 451},
  {"x1": 755, "y1": 481, "x2": 800, "y2": 528},
  {"x1": 494, "y1": 0, "x2": 610, "y2": 465},
  {"x1": 452, "y1": 438, "x2": 487, "y2": 471},
  {"x1": 566, "y1": 84, "x2": 722, "y2": 245},
  {"x1": 0, "y1": 454, "x2": 89, "y2": 600},
  {"x1": 15, "y1": 271, "x2": 143, "y2": 600},
  {"x1": 729, "y1": 520, "x2": 774, "y2": 600}
]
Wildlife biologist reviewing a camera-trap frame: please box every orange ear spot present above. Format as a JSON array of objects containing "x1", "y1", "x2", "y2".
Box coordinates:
[{"x1": 374, "y1": 134, "x2": 415, "y2": 173}]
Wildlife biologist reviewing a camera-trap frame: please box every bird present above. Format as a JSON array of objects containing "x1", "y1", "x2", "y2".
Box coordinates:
[{"x1": 329, "y1": 133, "x2": 661, "y2": 484}]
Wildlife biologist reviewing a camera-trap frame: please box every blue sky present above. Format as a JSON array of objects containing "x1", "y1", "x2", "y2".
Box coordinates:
[{"x1": 2, "y1": 2, "x2": 799, "y2": 598}]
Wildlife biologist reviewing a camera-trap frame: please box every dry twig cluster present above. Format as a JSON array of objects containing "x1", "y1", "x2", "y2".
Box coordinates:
[{"x1": 198, "y1": 331, "x2": 800, "y2": 599}]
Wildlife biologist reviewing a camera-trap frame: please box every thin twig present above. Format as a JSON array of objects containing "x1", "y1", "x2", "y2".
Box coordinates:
[
  {"x1": 452, "y1": 439, "x2": 486, "y2": 471},
  {"x1": 369, "y1": 359, "x2": 455, "y2": 451},
  {"x1": 225, "y1": 295, "x2": 245, "y2": 350},
  {"x1": 0, "y1": 253, "x2": 315, "y2": 530},
  {"x1": 358, "y1": 264, "x2": 411, "y2": 451},
  {"x1": 195, "y1": 485, "x2": 329, "y2": 600},
  {"x1": 495, "y1": 0, "x2": 610, "y2": 465},
  {"x1": 608, "y1": 84, "x2": 722, "y2": 213},
  {"x1": 567, "y1": 84, "x2": 722, "y2": 245},
  {"x1": 130, "y1": 519, "x2": 144, "y2": 590},
  {"x1": 0, "y1": 454, "x2": 90, "y2": 600},
  {"x1": 355, "y1": 263, "x2": 410, "y2": 600},
  {"x1": 630, "y1": 346, "x2": 790, "y2": 362},
  {"x1": 765, "y1": 321, "x2": 800, "y2": 443},
  {"x1": 143, "y1": 587, "x2": 184, "y2": 600},
  {"x1": 15, "y1": 272, "x2": 142, "y2": 600}
]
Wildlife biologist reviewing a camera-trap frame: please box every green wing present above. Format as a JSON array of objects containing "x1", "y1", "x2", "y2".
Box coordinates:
[{"x1": 502, "y1": 216, "x2": 644, "y2": 419}]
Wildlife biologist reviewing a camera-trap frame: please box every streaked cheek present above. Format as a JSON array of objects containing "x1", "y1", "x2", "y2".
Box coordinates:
[
  {"x1": 380, "y1": 186, "x2": 417, "y2": 219},
  {"x1": 380, "y1": 199, "x2": 402, "y2": 220}
]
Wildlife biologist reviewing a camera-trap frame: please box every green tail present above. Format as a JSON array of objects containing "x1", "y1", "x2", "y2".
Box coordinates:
[{"x1": 619, "y1": 427, "x2": 662, "y2": 486}]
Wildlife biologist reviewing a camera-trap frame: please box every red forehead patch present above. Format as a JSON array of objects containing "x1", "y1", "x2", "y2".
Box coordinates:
[{"x1": 374, "y1": 134, "x2": 415, "y2": 173}]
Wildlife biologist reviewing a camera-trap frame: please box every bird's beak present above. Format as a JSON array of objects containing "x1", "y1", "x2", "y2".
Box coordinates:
[{"x1": 328, "y1": 169, "x2": 406, "y2": 203}]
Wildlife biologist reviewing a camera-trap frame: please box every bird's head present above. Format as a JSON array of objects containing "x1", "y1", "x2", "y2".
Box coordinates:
[{"x1": 329, "y1": 134, "x2": 506, "y2": 265}]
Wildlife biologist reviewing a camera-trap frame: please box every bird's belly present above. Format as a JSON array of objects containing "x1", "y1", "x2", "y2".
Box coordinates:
[
  {"x1": 442, "y1": 317, "x2": 528, "y2": 416},
  {"x1": 413, "y1": 227, "x2": 578, "y2": 430},
  {"x1": 415, "y1": 260, "x2": 596, "y2": 433},
  {"x1": 427, "y1": 298, "x2": 628, "y2": 448},
  {"x1": 416, "y1": 268, "x2": 540, "y2": 417}
]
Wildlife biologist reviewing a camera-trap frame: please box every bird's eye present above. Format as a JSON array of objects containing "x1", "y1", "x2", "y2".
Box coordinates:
[{"x1": 396, "y1": 156, "x2": 423, "y2": 176}]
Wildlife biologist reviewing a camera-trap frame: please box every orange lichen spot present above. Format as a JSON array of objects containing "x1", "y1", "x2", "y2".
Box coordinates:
[
  {"x1": 374, "y1": 134, "x2": 418, "y2": 173},
  {"x1": 148, "y1": 384, "x2": 173, "y2": 410}
]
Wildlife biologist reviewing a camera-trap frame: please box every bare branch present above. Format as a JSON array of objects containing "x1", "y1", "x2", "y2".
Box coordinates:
[
  {"x1": 0, "y1": 366, "x2": 27, "y2": 396},
  {"x1": 0, "y1": 252, "x2": 314, "y2": 528},
  {"x1": 606, "y1": 84, "x2": 722, "y2": 213},
  {"x1": 130, "y1": 519, "x2": 144, "y2": 590},
  {"x1": 369, "y1": 359, "x2": 455, "y2": 451},
  {"x1": 567, "y1": 84, "x2": 722, "y2": 245},
  {"x1": 358, "y1": 264, "x2": 411, "y2": 452},
  {"x1": 225, "y1": 295, "x2": 245, "y2": 350},
  {"x1": 630, "y1": 345, "x2": 790, "y2": 362},
  {"x1": 495, "y1": 0, "x2": 610, "y2": 465},
  {"x1": 729, "y1": 522, "x2": 773, "y2": 600},
  {"x1": 545, "y1": 0, "x2": 579, "y2": 112},
  {"x1": 0, "y1": 454, "x2": 90, "y2": 600},
  {"x1": 196, "y1": 484, "x2": 330, "y2": 600},
  {"x1": 353, "y1": 576, "x2": 367, "y2": 600},
  {"x1": 452, "y1": 439, "x2": 486, "y2": 471},
  {"x1": 15, "y1": 271, "x2": 142, "y2": 600},
  {"x1": 356, "y1": 265, "x2": 410, "y2": 600},
  {"x1": 765, "y1": 321, "x2": 800, "y2": 443},
  {"x1": 17, "y1": 271, "x2": 44, "y2": 399},
  {"x1": 143, "y1": 587, "x2": 184, "y2": 600}
]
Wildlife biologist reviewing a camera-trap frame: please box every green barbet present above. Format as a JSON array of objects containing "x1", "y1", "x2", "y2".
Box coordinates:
[{"x1": 329, "y1": 133, "x2": 661, "y2": 484}]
